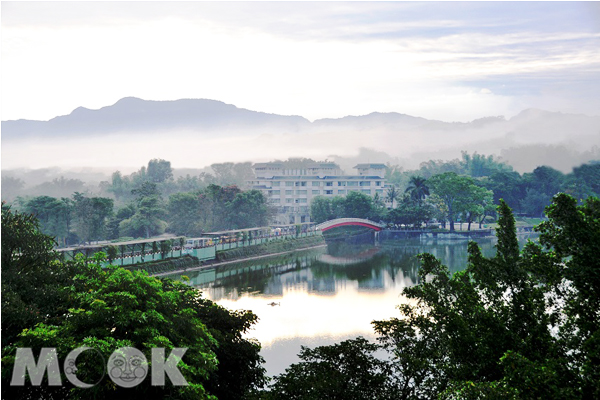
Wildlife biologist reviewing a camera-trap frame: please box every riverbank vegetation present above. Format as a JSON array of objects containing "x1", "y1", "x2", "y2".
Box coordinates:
[
  {"x1": 1, "y1": 205, "x2": 266, "y2": 399},
  {"x1": 2, "y1": 188, "x2": 598, "y2": 398},
  {"x1": 311, "y1": 153, "x2": 599, "y2": 231},
  {"x1": 2, "y1": 154, "x2": 599, "y2": 244},
  {"x1": 266, "y1": 193, "x2": 600, "y2": 399},
  {"x1": 215, "y1": 235, "x2": 325, "y2": 262}
]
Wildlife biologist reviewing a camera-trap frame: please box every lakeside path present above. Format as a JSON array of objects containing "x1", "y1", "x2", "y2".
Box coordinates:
[{"x1": 151, "y1": 244, "x2": 328, "y2": 278}]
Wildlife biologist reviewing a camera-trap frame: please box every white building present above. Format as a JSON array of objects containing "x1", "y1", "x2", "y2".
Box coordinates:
[{"x1": 249, "y1": 162, "x2": 387, "y2": 224}]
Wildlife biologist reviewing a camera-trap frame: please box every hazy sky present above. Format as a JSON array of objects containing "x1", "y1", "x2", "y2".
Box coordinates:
[{"x1": 2, "y1": 1, "x2": 600, "y2": 123}]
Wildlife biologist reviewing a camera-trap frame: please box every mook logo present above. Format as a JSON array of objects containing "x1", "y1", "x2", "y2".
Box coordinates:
[{"x1": 10, "y1": 346, "x2": 188, "y2": 388}]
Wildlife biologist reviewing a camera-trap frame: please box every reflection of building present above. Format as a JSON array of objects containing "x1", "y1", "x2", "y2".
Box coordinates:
[{"x1": 249, "y1": 162, "x2": 387, "y2": 225}]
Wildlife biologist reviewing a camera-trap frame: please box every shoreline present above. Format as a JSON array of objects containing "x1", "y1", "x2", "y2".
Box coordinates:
[{"x1": 151, "y1": 243, "x2": 327, "y2": 278}]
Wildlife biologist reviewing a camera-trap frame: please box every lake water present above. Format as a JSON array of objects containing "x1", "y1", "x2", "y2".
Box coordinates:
[{"x1": 165, "y1": 234, "x2": 538, "y2": 376}]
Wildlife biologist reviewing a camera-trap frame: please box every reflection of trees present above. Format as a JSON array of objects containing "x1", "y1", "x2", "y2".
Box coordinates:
[
  {"x1": 189, "y1": 237, "x2": 530, "y2": 300},
  {"x1": 196, "y1": 250, "x2": 326, "y2": 298}
]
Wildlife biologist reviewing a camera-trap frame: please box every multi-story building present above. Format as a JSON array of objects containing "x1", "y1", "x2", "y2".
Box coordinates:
[{"x1": 249, "y1": 162, "x2": 387, "y2": 225}]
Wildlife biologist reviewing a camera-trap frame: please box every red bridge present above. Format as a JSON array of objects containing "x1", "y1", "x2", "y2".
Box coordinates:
[{"x1": 315, "y1": 218, "x2": 386, "y2": 232}]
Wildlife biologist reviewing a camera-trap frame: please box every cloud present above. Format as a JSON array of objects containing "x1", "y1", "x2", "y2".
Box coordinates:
[{"x1": 2, "y1": 2, "x2": 599, "y2": 123}]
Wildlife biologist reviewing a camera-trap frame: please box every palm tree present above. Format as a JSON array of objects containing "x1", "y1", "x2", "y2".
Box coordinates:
[
  {"x1": 386, "y1": 185, "x2": 399, "y2": 208},
  {"x1": 405, "y1": 176, "x2": 430, "y2": 206}
]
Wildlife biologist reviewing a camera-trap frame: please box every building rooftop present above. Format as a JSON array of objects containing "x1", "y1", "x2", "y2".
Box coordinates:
[
  {"x1": 307, "y1": 163, "x2": 340, "y2": 168},
  {"x1": 264, "y1": 175, "x2": 384, "y2": 180},
  {"x1": 354, "y1": 163, "x2": 387, "y2": 169},
  {"x1": 253, "y1": 162, "x2": 283, "y2": 168}
]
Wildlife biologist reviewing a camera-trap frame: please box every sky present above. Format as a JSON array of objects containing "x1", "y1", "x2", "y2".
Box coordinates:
[{"x1": 2, "y1": 1, "x2": 600, "y2": 123}]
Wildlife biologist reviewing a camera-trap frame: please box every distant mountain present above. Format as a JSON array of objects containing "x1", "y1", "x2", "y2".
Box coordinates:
[
  {"x1": 3, "y1": 97, "x2": 600, "y2": 174},
  {"x1": 1, "y1": 97, "x2": 312, "y2": 139},
  {"x1": 4, "y1": 98, "x2": 600, "y2": 141}
]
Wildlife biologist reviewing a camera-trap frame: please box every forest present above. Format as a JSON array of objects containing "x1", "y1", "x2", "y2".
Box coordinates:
[
  {"x1": 2, "y1": 192, "x2": 598, "y2": 399},
  {"x1": 2, "y1": 154, "x2": 599, "y2": 246}
]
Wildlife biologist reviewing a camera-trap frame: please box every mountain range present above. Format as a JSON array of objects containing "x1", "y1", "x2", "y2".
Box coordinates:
[{"x1": 2, "y1": 97, "x2": 600, "y2": 173}]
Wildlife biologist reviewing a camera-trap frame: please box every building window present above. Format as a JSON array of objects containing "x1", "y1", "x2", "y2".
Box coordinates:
[
  {"x1": 285, "y1": 190, "x2": 293, "y2": 195},
  {"x1": 312, "y1": 181, "x2": 321, "y2": 187},
  {"x1": 359, "y1": 181, "x2": 371, "y2": 187},
  {"x1": 271, "y1": 190, "x2": 280, "y2": 195},
  {"x1": 271, "y1": 198, "x2": 280, "y2": 203},
  {"x1": 337, "y1": 181, "x2": 346, "y2": 186},
  {"x1": 285, "y1": 181, "x2": 294, "y2": 187},
  {"x1": 325, "y1": 190, "x2": 334, "y2": 195},
  {"x1": 325, "y1": 182, "x2": 333, "y2": 187},
  {"x1": 362, "y1": 189, "x2": 371, "y2": 194},
  {"x1": 338, "y1": 190, "x2": 346, "y2": 195},
  {"x1": 347, "y1": 181, "x2": 358, "y2": 186},
  {"x1": 312, "y1": 190, "x2": 320, "y2": 195},
  {"x1": 296, "y1": 190, "x2": 307, "y2": 195},
  {"x1": 272, "y1": 181, "x2": 280, "y2": 187},
  {"x1": 376, "y1": 189, "x2": 384, "y2": 194},
  {"x1": 375, "y1": 181, "x2": 381, "y2": 186},
  {"x1": 286, "y1": 198, "x2": 293, "y2": 203}
]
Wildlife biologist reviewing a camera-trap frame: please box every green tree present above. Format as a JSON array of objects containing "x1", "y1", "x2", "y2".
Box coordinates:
[
  {"x1": 427, "y1": 172, "x2": 479, "y2": 231},
  {"x1": 72, "y1": 193, "x2": 114, "y2": 243},
  {"x1": 571, "y1": 162, "x2": 600, "y2": 195},
  {"x1": 482, "y1": 170, "x2": 526, "y2": 211},
  {"x1": 269, "y1": 337, "x2": 392, "y2": 400},
  {"x1": 167, "y1": 192, "x2": 202, "y2": 236},
  {"x1": 147, "y1": 158, "x2": 173, "y2": 183},
  {"x1": 227, "y1": 190, "x2": 269, "y2": 229},
  {"x1": 459, "y1": 185, "x2": 494, "y2": 231},
  {"x1": 388, "y1": 195, "x2": 434, "y2": 228},
  {"x1": 120, "y1": 196, "x2": 167, "y2": 238},
  {"x1": 22, "y1": 195, "x2": 73, "y2": 247},
  {"x1": 1, "y1": 207, "x2": 267, "y2": 399},
  {"x1": 386, "y1": 185, "x2": 400, "y2": 208},
  {"x1": 343, "y1": 191, "x2": 375, "y2": 219},
  {"x1": 310, "y1": 196, "x2": 333, "y2": 223},
  {"x1": 371, "y1": 195, "x2": 599, "y2": 399},
  {"x1": 404, "y1": 176, "x2": 429, "y2": 206}
]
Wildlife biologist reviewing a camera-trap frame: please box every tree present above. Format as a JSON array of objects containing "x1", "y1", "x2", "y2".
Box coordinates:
[
  {"x1": 147, "y1": 159, "x2": 173, "y2": 183},
  {"x1": 1, "y1": 205, "x2": 65, "y2": 348},
  {"x1": 385, "y1": 185, "x2": 400, "y2": 209},
  {"x1": 22, "y1": 195, "x2": 73, "y2": 247},
  {"x1": 370, "y1": 195, "x2": 600, "y2": 399},
  {"x1": 167, "y1": 192, "x2": 202, "y2": 236},
  {"x1": 571, "y1": 162, "x2": 600, "y2": 195},
  {"x1": 404, "y1": 176, "x2": 429, "y2": 206},
  {"x1": 72, "y1": 193, "x2": 114, "y2": 243},
  {"x1": 482, "y1": 170, "x2": 526, "y2": 211},
  {"x1": 310, "y1": 196, "x2": 333, "y2": 223},
  {"x1": 1, "y1": 207, "x2": 267, "y2": 399},
  {"x1": 268, "y1": 337, "x2": 393, "y2": 400},
  {"x1": 388, "y1": 195, "x2": 434, "y2": 228},
  {"x1": 520, "y1": 188, "x2": 551, "y2": 218},
  {"x1": 343, "y1": 191, "x2": 375, "y2": 219},
  {"x1": 460, "y1": 151, "x2": 512, "y2": 178},
  {"x1": 459, "y1": 185, "x2": 494, "y2": 231},
  {"x1": 227, "y1": 190, "x2": 269, "y2": 229},
  {"x1": 536, "y1": 194, "x2": 600, "y2": 397},
  {"x1": 427, "y1": 172, "x2": 479, "y2": 231},
  {"x1": 120, "y1": 196, "x2": 166, "y2": 238}
]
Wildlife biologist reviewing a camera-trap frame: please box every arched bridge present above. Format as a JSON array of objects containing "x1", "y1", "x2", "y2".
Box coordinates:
[{"x1": 315, "y1": 218, "x2": 386, "y2": 232}]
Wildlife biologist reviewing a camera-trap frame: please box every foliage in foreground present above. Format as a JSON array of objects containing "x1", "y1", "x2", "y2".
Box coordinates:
[
  {"x1": 268, "y1": 194, "x2": 599, "y2": 399},
  {"x1": 1, "y1": 205, "x2": 266, "y2": 399}
]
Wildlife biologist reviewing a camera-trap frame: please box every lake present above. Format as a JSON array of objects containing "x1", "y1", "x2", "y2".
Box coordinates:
[{"x1": 164, "y1": 234, "x2": 538, "y2": 376}]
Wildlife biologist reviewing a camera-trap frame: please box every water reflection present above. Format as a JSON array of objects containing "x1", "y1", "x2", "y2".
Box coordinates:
[{"x1": 165, "y1": 234, "x2": 538, "y2": 376}]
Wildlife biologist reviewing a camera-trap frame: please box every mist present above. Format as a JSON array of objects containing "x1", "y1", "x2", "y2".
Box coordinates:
[{"x1": 3, "y1": 102, "x2": 599, "y2": 179}]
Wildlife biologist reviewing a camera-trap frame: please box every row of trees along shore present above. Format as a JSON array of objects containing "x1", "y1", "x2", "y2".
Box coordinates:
[
  {"x1": 2, "y1": 192, "x2": 598, "y2": 398},
  {"x1": 2, "y1": 154, "x2": 600, "y2": 246}
]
